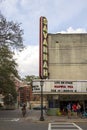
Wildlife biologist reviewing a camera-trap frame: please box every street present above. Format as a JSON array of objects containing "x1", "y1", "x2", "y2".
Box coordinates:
[
  {"x1": 0, "y1": 109, "x2": 48, "y2": 130},
  {"x1": 0, "y1": 109, "x2": 87, "y2": 130},
  {"x1": 0, "y1": 121, "x2": 48, "y2": 130}
]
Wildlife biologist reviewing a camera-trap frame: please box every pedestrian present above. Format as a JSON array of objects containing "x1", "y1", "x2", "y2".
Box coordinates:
[
  {"x1": 21, "y1": 103, "x2": 26, "y2": 117},
  {"x1": 77, "y1": 103, "x2": 81, "y2": 117},
  {"x1": 67, "y1": 103, "x2": 71, "y2": 118},
  {"x1": 72, "y1": 103, "x2": 77, "y2": 112},
  {"x1": 72, "y1": 103, "x2": 77, "y2": 117}
]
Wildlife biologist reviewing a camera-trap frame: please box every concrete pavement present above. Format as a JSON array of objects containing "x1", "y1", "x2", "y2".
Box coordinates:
[{"x1": 25, "y1": 109, "x2": 87, "y2": 123}]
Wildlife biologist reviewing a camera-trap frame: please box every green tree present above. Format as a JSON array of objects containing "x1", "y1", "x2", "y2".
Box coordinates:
[
  {"x1": 23, "y1": 75, "x2": 39, "y2": 83},
  {"x1": 0, "y1": 45, "x2": 18, "y2": 103},
  {"x1": 0, "y1": 12, "x2": 24, "y2": 49},
  {"x1": 0, "y1": 13, "x2": 24, "y2": 104}
]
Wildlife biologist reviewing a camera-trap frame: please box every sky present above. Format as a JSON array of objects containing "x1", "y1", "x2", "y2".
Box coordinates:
[{"x1": 0, "y1": 0, "x2": 87, "y2": 78}]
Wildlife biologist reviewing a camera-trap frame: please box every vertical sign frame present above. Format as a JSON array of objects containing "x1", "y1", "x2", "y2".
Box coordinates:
[{"x1": 39, "y1": 16, "x2": 48, "y2": 79}]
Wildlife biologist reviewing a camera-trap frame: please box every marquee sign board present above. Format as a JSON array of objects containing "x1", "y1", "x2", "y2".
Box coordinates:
[
  {"x1": 39, "y1": 16, "x2": 48, "y2": 79},
  {"x1": 32, "y1": 80, "x2": 87, "y2": 93}
]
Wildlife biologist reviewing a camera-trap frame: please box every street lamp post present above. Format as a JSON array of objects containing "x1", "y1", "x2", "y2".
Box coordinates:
[{"x1": 40, "y1": 79, "x2": 44, "y2": 121}]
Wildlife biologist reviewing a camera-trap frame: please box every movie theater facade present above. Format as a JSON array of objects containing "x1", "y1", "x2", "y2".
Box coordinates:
[{"x1": 32, "y1": 16, "x2": 87, "y2": 109}]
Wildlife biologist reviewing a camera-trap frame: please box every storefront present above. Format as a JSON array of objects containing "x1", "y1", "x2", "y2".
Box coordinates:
[{"x1": 32, "y1": 79, "x2": 87, "y2": 110}]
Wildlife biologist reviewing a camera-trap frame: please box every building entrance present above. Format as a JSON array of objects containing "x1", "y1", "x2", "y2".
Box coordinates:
[{"x1": 47, "y1": 94, "x2": 87, "y2": 111}]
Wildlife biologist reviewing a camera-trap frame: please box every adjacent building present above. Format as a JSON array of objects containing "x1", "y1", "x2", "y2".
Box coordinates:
[{"x1": 14, "y1": 78, "x2": 32, "y2": 108}]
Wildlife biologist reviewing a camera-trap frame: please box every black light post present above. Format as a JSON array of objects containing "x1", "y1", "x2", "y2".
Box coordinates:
[{"x1": 40, "y1": 79, "x2": 44, "y2": 121}]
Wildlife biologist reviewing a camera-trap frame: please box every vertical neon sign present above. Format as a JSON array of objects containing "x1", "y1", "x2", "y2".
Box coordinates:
[{"x1": 39, "y1": 16, "x2": 48, "y2": 79}]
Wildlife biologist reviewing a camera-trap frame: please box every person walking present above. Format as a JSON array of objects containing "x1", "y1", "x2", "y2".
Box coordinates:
[
  {"x1": 67, "y1": 103, "x2": 71, "y2": 118},
  {"x1": 72, "y1": 103, "x2": 77, "y2": 112},
  {"x1": 21, "y1": 103, "x2": 26, "y2": 117},
  {"x1": 72, "y1": 103, "x2": 77, "y2": 117},
  {"x1": 77, "y1": 103, "x2": 81, "y2": 117}
]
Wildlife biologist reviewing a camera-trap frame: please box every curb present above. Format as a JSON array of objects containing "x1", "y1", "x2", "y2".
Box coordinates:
[{"x1": 25, "y1": 116, "x2": 87, "y2": 123}]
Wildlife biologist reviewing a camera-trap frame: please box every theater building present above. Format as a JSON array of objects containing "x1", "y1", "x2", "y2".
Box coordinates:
[{"x1": 32, "y1": 16, "x2": 87, "y2": 110}]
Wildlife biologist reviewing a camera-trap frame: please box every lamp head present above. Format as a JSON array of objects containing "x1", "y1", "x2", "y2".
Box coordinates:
[{"x1": 40, "y1": 80, "x2": 44, "y2": 86}]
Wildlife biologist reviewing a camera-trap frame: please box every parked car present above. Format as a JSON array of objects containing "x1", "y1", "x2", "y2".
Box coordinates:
[{"x1": 33, "y1": 105, "x2": 46, "y2": 110}]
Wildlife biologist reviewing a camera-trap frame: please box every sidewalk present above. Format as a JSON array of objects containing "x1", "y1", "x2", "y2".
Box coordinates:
[{"x1": 25, "y1": 110, "x2": 87, "y2": 123}]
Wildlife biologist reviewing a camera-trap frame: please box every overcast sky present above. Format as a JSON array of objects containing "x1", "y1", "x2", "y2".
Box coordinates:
[{"x1": 0, "y1": 0, "x2": 87, "y2": 78}]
